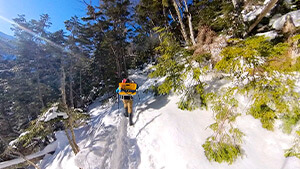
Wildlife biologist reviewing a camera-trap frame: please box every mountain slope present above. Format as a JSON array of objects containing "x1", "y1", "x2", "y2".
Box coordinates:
[
  {"x1": 0, "y1": 32, "x2": 14, "y2": 41},
  {"x1": 39, "y1": 66, "x2": 300, "y2": 169},
  {"x1": 0, "y1": 31, "x2": 15, "y2": 58}
]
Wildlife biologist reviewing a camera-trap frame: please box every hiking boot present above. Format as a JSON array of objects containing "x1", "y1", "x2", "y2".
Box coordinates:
[
  {"x1": 129, "y1": 113, "x2": 134, "y2": 126},
  {"x1": 124, "y1": 108, "x2": 128, "y2": 117}
]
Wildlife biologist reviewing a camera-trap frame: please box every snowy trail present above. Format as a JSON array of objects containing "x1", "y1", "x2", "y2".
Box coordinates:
[
  {"x1": 40, "y1": 69, "x2": 147, "y2": 169},
  {"x1": 71, "y1": 104, "x2": 141, "y2": 169},
  {"x1": 38, "y1": 67, "x2": 300, "y2": 169}
]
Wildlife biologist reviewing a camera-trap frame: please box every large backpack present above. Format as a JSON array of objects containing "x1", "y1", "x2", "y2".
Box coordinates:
[{"x1": 118, "y1": 79, "x2": 137, "y2": 96}]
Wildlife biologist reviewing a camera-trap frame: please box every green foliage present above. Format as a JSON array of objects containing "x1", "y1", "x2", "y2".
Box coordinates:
[
  {"x1": 214, "y1": 35, "x2": 300, "y2": 160},
  {"x1": 216, "y1": 36, "x2": 273, "y2": 74},
  {"x1": 216, "y1": 36, "x2": 300, "y2": 131},
  {"x1": 202, "y1": 139, "x2": 242, "y2": 164},
  {"x1": 285, "y1": 130, "x2": 300, "y2": 159},
  {"x1": 18, "y1": 121, "x2": 51, "y2": 147},
  {"x1": 249, "y1": 102, "x2": 276, "y2": 130},
  {"x1": 146, "y1": 84, "x2": 161, "y2": 96},
  {"x1": 203, "y1": 89, "x2": 244, "y2": 164},
  {"x1": 282, "y1": 107, "x2": 300, "y2": 134},
  {"x1": 191, "y1": 0, "x2": 245, "y2": 36},
  {"x1": 194, "y1": 53, "x2": 212, "y2": 64},
  {"x1": 149, "y1": 29, "x2": 185, "y2": 94},
  {"x1": 149, "y1": 28, "x2": 208, "y2": 110},
  {"x1": 177, "y1": 83, "x2": 206, "y2": 111},
  {"x1": 16, "y1": 102, "x2": 89, "y2": 147}
]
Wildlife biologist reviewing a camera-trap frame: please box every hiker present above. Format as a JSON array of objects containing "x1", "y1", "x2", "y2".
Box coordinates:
[{"x1": 116, "y1": 74, "x2": 138, "y2": 126}]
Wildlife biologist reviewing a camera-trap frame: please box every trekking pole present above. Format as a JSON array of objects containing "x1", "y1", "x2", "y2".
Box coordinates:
[
  {"x1": 137, "y1": 92, "x2": 141, "y2": 101},
  {"x1": 117, "y1": 94, "x2": 120, "y2": 114}
]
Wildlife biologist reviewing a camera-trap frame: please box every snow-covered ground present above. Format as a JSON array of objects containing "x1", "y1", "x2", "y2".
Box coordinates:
[{"x1": 6, "y1": 66, "x2": 299, "y2": 169}]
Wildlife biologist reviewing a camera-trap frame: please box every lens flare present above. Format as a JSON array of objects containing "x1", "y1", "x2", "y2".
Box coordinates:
[{"x1": 0, "y1": 15, "x2": 65, "y2": 51}]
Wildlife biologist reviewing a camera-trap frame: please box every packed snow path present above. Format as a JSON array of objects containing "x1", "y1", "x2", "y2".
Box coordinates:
[{"x1": 39, "y1": 67, "x2": 300, "y2": 169}]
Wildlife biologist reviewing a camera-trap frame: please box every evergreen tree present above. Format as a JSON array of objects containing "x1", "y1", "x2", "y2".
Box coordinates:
[
  {"x1": 10, "y1": 14, "x2": 56, "y2": 130},
  {"x1": 81, "y1": 0, "x2": 132, "y2": 93}
]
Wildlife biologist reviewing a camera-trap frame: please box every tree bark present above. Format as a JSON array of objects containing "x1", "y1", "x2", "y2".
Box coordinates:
[
  {"x1": 69, "y1": 60, "x2": 74, "y2": 108},
  {"x1": 0, "y1": 137, "x2": 41, "y2": 169},
  {"x1": 64, "y1": 128, "x2": 78, "y2": 154},
  {"x1": 232, "y1": 0, "x2": 239, "y2": 9},
  {"x1": 110, "y1": 44, "x2": 121, "y2": 78},
  {"x1": 67, "y1": 111, "x2": 79, "y2": 153},
  {"x1": 61, "y1": 66, "x2": 67, "y2": 106},
  {"x1": 63, "y1": 110, "x2": 80, "y2": 154},
  {"x1": 183, "y1": 0, "x2": 196, "y2": 45},
  {"x1": 11, "y1": 149, "x2": 41, "y2": 169},
  {"x1": 172, "y1": 0, "x2": 189, "y2": 44},
  {"x1": 79, "y1": 70, "x2": 83, "y2": 106}
]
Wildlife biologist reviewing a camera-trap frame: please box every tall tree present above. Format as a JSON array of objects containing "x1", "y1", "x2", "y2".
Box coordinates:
[
  {"x1": 11, "y1": 14, "x2": 55, "y2": 129},
  {"x1": 82, "y1": 0, "x2": 132, "y2": 91}
]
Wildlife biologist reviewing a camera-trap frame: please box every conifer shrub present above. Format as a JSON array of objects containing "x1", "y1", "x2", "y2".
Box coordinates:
[
  {"x1": 215, "y1": 36, "x2": 300, "y2": 130},
  {"x1": 285, "y1": 130, "x2": 300, "y2": 158},
  {"x1": 150, "y1": 28, "x2": 300, "y2": 162},
  {"x1": 203, "y1": 89, "x2": 244, "y2": 164},
  {"x1": 149, "y1": 27, "x2": 208, "y2": 110},
  {"x1": 194, "y1": 0, "x2": 245, "y2": 37},
  {"x1": 16, "y1": 102, "x2": 89, "y2": 148},
  {"x1": 214, "y1": 35, "x2": 300, "y2": 160},
  {"x1": 147, "y1": 85, "x2": 161, "y2": 96}
]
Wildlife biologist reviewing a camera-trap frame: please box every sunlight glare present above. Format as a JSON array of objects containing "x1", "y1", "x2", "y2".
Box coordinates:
[{"x1": 0, "y1": 15, "x2": 65, "y2": 51}]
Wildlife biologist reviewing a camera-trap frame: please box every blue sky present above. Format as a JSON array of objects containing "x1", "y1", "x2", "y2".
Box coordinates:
[{"x1": 0, "y1": 0, "x2": 98, "y2": 36}]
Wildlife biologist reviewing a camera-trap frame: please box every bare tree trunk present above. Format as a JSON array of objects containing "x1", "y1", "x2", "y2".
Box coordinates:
[
  {"x1": 232, "y1": 0, "x2": 239, "y2": 8},
  {"x1": 110, "y1": 44, "x2": 121, "y2": 78},
  {"x1": 63, "y1": 109, "x2": 80, "y2": 155},
  {"x1": 123, "y1": 55, "x2": 127, "y2": 76},
  {"x1": 69, "y1": 61, "x2": 74, "y2": 108},
  {"x1": 64, "y1": 128, "x2": 78, "y2": 154},
  {"x1": 68, "y1": 112, "x2": 79, "y2": 153},
  {"x1": 169, "y1": 9, "x2": 177, "y2": 25},
  {"x1": 1, "y1": 105, "x2": 15, "y2": 135},
  {"x1": 0, "y1": 137, "x2": 41, "y2": 169},
  {"x1": 60, "y1": 62, "x2": 80, "y2": 155},
  {"x1": 79, "y1": 70, "x2": 83, "y2": 106},
  {"x1": 11, "y1": 149, "x2": 41, "y2": 169},
  {"x1": 163, "y1": 7, "x2": 170, "y2": 31},
  {"x1": 61, "y1": 66, "x2": 67, "y2": 106},
  {"x1": 37, "y1": 72, "x2": 45, "y2": 108},
  {"x1": 183, "y1": 0, "x2": 196, "y2": 45},
  {"x1": 172, "y1": 0, "x2": 189, "y2": 44},
  {"x1": 247, "y1": 0, "x2": 278, "y2": 35}
]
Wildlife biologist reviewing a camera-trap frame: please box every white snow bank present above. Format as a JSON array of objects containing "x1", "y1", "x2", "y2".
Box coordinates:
[
  {"x1": 271, "y1": 10, "x2": 300, "y2": 30},
  {"x1": 39, "y1": 104, "x2": 68, "y2": 122},
  {"x1": 39, "y1": 131, "x2": 77, "y2": 169},
  {"x1": 256, "y1": 30, "x2": 278, "y2": 40}
]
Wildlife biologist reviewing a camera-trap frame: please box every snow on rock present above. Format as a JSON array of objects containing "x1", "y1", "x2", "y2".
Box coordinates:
[
  {"x1": 242, "y1": 0, "x2": 272, "y2": 22},
  {"x1": 256, "y1": 30, "x2": 278, "y2": 40},
  {"x1": 8, "y1": 131, "x2": 30, "y2": 147},
  {"x1": 39, "y1": 104, "x2": 68, "y2": 122},
  {"x1": 271, "y1": 10, "x2": 300, "y2": 30}
]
